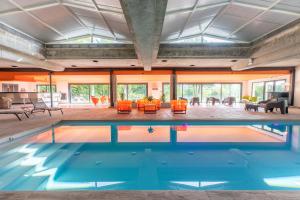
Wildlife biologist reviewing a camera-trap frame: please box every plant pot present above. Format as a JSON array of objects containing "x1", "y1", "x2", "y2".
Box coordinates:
[{"x1": 161, "y1": 102, "x2": 171, "y2": 108}]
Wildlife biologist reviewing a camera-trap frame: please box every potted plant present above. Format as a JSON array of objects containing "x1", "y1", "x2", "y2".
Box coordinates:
[
  {"x1": 120, "y1": 92, "x2": 125, "y2": 100},
  {"x1": 161, "y1": 94, "x2": 171, "y2": 108}
]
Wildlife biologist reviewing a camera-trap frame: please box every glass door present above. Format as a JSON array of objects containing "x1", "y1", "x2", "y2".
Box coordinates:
[{"x1": 265, "y1": 81, "x2": 274, "y2": 100}]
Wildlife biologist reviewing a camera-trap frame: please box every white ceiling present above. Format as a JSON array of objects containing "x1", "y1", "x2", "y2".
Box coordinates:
[{"x1": 0, "y1": 0, "x2": 300, "y2": 44}]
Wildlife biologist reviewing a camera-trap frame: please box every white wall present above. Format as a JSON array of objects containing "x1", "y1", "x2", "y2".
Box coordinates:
[
  {"x1": 247, "y1": 75, "x2": 291, "y2": 96},
  {"x1": 295, "y1": 66, "x2": 300, "y2": 107}
]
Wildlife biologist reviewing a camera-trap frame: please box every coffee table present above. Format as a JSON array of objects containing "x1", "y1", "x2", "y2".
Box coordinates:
[{"x1": 245, "y1": 103, "x2": 259, "y2": 112}]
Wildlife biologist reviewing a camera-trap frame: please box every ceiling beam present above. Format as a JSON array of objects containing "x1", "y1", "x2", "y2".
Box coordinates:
[
  {"x1": 200, "y1": 0, "x2": 233, "y2": 36},
  {"x1": 166, "y1": 1, "x2": 227, "y2": 15},
  {"x1": 166, "y1": 1, "x2": 300, "y2": 17},
  {"x1": 56, "y1": 0, "x2": 92, "y2": 36},
  {"x1": 0, "y1": 2, "x2": 60, "y2": 17},
  {"x1": 228, "y1": 0, "x2": 282, "y2": 38},
  {"x1": 90, "y1": 0, "x2": 116, "y2": 39},
  {"x1": 63, "y1": 0, "x2": 123, "y2": 15},
  {"x1": 177, "y1": 0, "x2": 201, "y2": 39},
  {"x1": 8, "y1": 0, "x2": 67, "y2": 39},
  {"x1": 162, "y1": 33, "x2": 248, "y2": 43},
  {"x1": 120, "y1": 0, "x2": 168, "y2": 71}
]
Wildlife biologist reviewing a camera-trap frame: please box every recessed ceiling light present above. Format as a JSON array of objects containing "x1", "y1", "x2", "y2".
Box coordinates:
[
  {"x1": 231, "y1": 60, "x2": 238, "y2": 62},
  {"x1": 93, "y1": 60, "x2": 98, "y2": 63},
  {"x1": 71, "y1": 65, "x2": 77, "y2": 68},
  {"x1": 131, "y1": 64, "x2": 135, "y2": 67},
  {"x1": 11, "y1": 65, "x2": 19, "y2": 68},
  {"x1": 162, "y1": 59, "x2": 167, "y2": 62},
  {"x1": 190, "y1": 64, "x2": 195, "y2": 67}
]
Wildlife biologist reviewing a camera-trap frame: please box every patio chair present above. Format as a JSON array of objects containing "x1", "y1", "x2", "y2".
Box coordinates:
[
  {"x1": 117, "y1": 100, "x2": 132, "y2": 113},
  {"x1": 222, "y1": 97, "x2": 236, "y2": 106},
  {"x1": 171, "y1": 99, "x2": 187, "y2": 114},
  {"x1": 190, "y1": 97, "x2": 200, "y2": 106},
  {"x1": 30, "y1": 98, "x2": 63, "y2": 116},
  {"x1": 206, "y1": 97, "x2": 220, "y2": 105}
]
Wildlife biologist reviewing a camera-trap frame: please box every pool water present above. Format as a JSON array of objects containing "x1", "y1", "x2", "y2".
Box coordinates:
[{"x1": 1, "y1": 120, "x2": 300, "y2": 191}]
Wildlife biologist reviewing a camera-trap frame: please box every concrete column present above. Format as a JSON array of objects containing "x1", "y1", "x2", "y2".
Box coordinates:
[
  {"x1": 294, "y1": 66, "x2": 300, "y2": 107},
  {"x1": 170, "y1": 71, "x2": 177, "y2": 100},
  {"x1": 49, "y1": 72, "x2": 53, "y2": 108},
  {"x1": 110, "y1": 71, "x2": 117, "y2": 107},
  {"x1": 170, "y1": 127, "x2": 177, "y2": 144}
]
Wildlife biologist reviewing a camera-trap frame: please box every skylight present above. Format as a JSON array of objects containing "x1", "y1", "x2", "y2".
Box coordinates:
[
  {"x1": 168, "y1": 35, "x2": 234, "y2": 44},
  {"x1": 53, "y1": 35, "x2": 124, "y2": 44}
]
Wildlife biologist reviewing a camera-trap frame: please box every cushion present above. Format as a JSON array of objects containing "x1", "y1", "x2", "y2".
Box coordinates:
[{"x1": 0, "y1": 97, "x2": 12, "y2": 109}]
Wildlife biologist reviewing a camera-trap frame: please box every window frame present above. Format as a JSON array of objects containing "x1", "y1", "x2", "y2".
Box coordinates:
[{"x1": 68, "y1": 83, "x2": 110, "y2": 104}]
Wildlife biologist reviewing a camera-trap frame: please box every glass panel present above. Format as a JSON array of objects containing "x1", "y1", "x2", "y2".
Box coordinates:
[
  {"x1": 252, "y1": 82, "x2": 264, "y2": 102},
  {"x1": 90, "y1": 84, "x2": 109, "y2": 97},
  {"x1": 177, "y1": 84, "x2": 183, "y2": 99},
  {"x1": 128, "y1": 84, "x2": 147, "y2": 101},
  {"x1": 202, "y1": 84, "x2": 221, "y2": 102},
  {"x1": 221, "y1": 84, "x2": 241, "y2": 102},
  {"x1": 117, "y1": 84, "x2": 147, "y2": 101},
  {"x1": 163, "y1": 83, "x2": 170, "y2": 102},
  {"x1": 182, "y1": 84, "x2": 201, "y2": 102},
  {"x1": 117, "y1": 84, "x2": 127, "y2": 100},
  {"x1": 37, "y1": 85, "x2": 56, "y2": 93},
  {"x1": 275, "y1": 80, "x2": 286, "y2": 92},
  {"x1": 265, "y1": 81, "x2": 274, "y2": 100},
  {"x1": 70, "y1": 85, "x2": 90, "y2": 104}
]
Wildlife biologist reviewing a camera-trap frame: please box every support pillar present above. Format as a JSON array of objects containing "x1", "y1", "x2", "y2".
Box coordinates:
[
  {"x1": 49, "y1": 72, "x2": 53, "y2": 108},
  {"x1": 110, "y1": 70, "x2": 117, "y2": 107},
  {"x1": 170, "y1": 70, "x2": 177, "y2": 100},
  {"x1": 111, "y1": 125, "x2": 118, "y2": 144}
]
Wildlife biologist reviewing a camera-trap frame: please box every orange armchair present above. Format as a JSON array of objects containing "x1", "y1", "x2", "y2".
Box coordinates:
[
  {"x1": 137, "y1": 99, "x2": 146, "y2": 110},
  {"x1": 152, "y1": 99, "x2": 161, "y2": 110},
  {"x1": 171, "y1": 100, "x2": 187, "y2": 114},
  {"x1": 117, "y1": 100, "x2": 132, "y2": 113}
]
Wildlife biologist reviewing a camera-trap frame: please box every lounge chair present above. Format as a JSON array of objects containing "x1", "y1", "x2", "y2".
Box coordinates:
[
  {"x1": 258, "y1": 99, "x2": 287, "y2": 114},
  {"x1": 171, "y1": 100, "x2": 187, "y2": 114},
  {"x1": 117, "y1": 100, "x2": 132, "y2": 113},
  {"x1": 0, "y1": 109, "x2": 30, "y2": 121},
  {"x1": 30, "y1": 98, "x2": 63, "y2": 116}
]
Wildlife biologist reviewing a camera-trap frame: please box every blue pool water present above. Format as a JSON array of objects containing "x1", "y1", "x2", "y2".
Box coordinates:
[{"x1": 1, "y1": 120, "x2": 300, "y2": 191}]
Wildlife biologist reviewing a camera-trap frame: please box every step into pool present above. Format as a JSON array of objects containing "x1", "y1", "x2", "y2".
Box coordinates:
[{"x1": 1, "y1": 120, "x2": 300, "y2": 191}]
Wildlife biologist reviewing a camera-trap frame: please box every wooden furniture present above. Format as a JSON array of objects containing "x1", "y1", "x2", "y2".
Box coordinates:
[
  {"x1": 116, "y1": 100, "x2": 132, "y2": 113},
  {"x1": 144, "y1": 103, "x2": 157, "y2": 114},
  {"x1": 171, "y1": 100, "x2": 187, "y2": 114}
]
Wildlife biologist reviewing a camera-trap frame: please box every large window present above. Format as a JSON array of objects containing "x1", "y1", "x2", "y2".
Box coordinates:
[
  {"x1": 70, "y1": 84, "x2": 109, "y2": 104},
  {"x1": 2, "y1": 83, "x2": 18, "y2": 92},
  {"x1": 37, "y1": 85, "x2": 57, "y2": 93},
  {"x1": 117, "y1": 83, "x2": 147, "y2": 101},
  {"x1": 162, "y1": 83, "x2": 170, "y2": 102},
  {"x1": 252, "y1": 79, "x2": 286, "y2": 101},
  {"x1": 177, "y1": 83, "x2": 242, "y2": 102}
]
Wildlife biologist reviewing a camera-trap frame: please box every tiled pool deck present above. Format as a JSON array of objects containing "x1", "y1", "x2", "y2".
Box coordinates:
[
  {"x1": 1, "y1": 105, "x2": 300, "y2": 139},
  {"x1": 1, "y1": 191, "x2": 300, "y2": 200}
]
